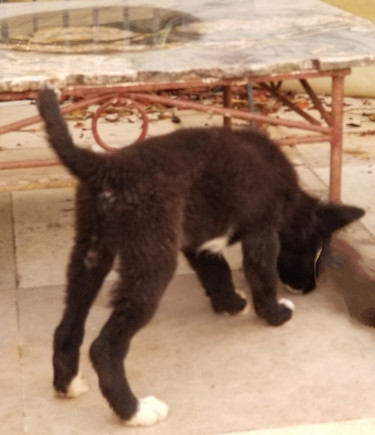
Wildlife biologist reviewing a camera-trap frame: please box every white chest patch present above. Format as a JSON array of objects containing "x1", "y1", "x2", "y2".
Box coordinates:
[{"x1": 198, "y1": 234, "x2": 230, "y2": 254}]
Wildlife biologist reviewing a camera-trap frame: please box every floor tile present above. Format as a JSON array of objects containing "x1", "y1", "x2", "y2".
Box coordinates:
[
  {"x1": 222, "y1": 418, "x2": 375, "y2": 435},
  {"x1": 0, "y1": 101, "x2": 44, "y2": 151},
  {"x1": 0, "y1": 288, "x2": 23, "y2": 434},
  {"x1": 11, "y1": 272, "x2": 375, "y2": 435},
  {"x1": 313, "y1": 163, "x2": 375, "y2": 239},
  {"x1": 12, "y1": 188, "x2": 74, "y2": 288}
]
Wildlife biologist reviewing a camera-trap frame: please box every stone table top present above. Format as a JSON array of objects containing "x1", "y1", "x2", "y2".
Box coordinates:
[{"x1": 1, "y1": 0, "x2": 375, "y2": 92}]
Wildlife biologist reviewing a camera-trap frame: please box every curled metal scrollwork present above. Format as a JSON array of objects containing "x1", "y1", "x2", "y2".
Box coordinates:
[{"x1": 91, "y1": 95, "x2": 149, "y2": 152}]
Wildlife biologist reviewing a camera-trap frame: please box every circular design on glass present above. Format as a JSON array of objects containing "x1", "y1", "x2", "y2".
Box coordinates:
[{"x1": 0, "y1": 6, "x2": 201, "y2": 53}]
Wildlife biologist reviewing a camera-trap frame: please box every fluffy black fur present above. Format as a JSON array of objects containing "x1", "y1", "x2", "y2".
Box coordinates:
[{"x1": 37, "y1": 88, "x2": 364, "y2": 423}]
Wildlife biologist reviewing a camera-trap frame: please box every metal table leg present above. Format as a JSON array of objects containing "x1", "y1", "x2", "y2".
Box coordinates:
[{"x1": 329, "y1": 72, "x2": 346, "y2": 202}]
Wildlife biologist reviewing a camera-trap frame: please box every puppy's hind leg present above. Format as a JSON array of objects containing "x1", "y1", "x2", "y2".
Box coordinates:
[
  {"x1": 53, "y1": 240, "x2": 115, "y2": 398},
  {"x1": 90, "y1": 245, "x2": 177, "y2": 426}
]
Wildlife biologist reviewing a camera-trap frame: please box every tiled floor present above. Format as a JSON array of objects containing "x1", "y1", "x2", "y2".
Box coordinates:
[{"x1": 1, "y1": 96, "x2": 375, "y2": 434}]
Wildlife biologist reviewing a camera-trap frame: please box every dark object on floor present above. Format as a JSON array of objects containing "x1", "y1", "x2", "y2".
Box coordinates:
[{"x1": 323, "y1": 237, "x2": 375, "y2": 327}]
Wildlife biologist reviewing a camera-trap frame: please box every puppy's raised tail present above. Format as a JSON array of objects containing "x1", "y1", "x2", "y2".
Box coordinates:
[{"x1": 37, "y1": 88, "x2": 105, "y2": 183}]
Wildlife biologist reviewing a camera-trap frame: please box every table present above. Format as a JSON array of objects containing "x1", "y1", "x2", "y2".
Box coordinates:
[{"x1": 1, "y1": 0, "x2": 375, "y2": 201}]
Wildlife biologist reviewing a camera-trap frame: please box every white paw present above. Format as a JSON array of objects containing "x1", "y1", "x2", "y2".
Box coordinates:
[
  {"x1": 235, "y1": 289, "x2": 250, "y2": 315},
  {"x1": 284, "y1": 284, "x2": 304, "y2": 295},
  {"x1": 279, "y1": 298, "x2": 295, "y2": 311},
  {"x1": 57, "y1": 372, "x2": 89, "y2": 399},
  {"x1": 125, "y1": 396, "x2": 169, "y2": 427}
]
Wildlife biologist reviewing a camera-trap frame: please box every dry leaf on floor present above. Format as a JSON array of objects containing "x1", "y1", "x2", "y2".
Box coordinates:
[{"x1": 64, "y1": 109, "x2": 93, "y2": 121}]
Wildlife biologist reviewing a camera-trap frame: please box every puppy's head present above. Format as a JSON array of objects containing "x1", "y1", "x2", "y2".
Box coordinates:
[{"x1": 277, "y1": 200, "x2": 364, "y2": 294}]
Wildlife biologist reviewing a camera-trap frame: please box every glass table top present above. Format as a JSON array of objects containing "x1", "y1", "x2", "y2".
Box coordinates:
[
  {"x1": 1, "y1": 0, "x2": 375, "y2": 92},
  {"x1": 0, "y1": 5, "x2": 201, "y2": 54}
]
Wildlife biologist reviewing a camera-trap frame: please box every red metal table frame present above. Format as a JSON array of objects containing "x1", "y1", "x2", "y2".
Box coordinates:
[{"x1": 0, "y1": 68, "x2": 350, "y2": 202}]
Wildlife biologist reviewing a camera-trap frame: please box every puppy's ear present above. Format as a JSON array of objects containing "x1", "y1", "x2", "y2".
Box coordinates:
[{"x1": 317, "y1": 203, "x2": 365, "y2": 236}]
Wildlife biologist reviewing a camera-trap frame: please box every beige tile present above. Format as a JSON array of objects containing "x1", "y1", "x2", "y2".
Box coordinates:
[
  {"x1": 12, "y1": 188, "x2": 75, "y2": 288},
  {"x1": 0, "y1": 192, "x2": 17, "y2": 289},
  {"x1": 221, "y1": 418, "x2": 375, "y2": 435},
  {"x1": 16, "y1": 286, "x2": 84, "y2": 435},
  {"x1": 0, "y1": 101, "x2": 45, "y2": 151},
  {"x1": 11, "y1": 272, "x2": 375, "y2": 435},
  {"x1": 313, "y1": 163, "x2": 375, "y2": 239},
  {"x1": 177, "y1": 110, "x2": 226, "y2": 129},
  {"x1": 0, "y1": 288, "x2": 23, "y2": 434}
]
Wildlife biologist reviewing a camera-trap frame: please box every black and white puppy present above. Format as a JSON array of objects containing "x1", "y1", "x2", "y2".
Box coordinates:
[{"x1": 37, "y1": 88, "x2": 364, "y2": 426}]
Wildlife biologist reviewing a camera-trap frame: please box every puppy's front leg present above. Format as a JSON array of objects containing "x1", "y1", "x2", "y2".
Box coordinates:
[
  {"x1": 241, "y1": 230, "x2": 294, "y2": 326},
  {"x1": 183, "y1": 248, "x2": 248, "y2": 315}
]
